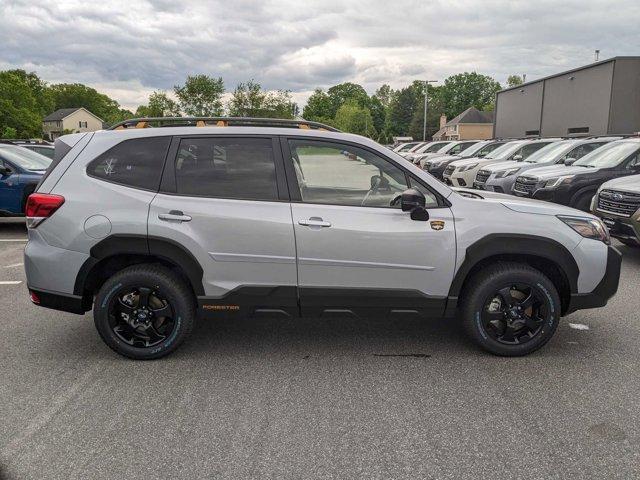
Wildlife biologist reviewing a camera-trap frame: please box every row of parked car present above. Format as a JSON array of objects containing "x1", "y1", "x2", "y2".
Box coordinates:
[{"x1": 392, "y1": 137, "x2": 640, "y2": 247}]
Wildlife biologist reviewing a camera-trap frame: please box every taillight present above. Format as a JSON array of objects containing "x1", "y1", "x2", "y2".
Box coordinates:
[{"x1": 25, "y1": 193, "x2": 65, "y2": 228}]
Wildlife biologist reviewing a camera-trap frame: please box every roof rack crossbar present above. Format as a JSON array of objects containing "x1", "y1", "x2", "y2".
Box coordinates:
[{"x1": 107, "y1": 117, "x2": 340, "y2": 132}]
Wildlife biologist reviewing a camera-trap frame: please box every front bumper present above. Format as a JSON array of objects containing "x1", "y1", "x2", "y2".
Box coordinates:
[
  {"x1": 591, "y1": 197, "x2": 640, "y2": 245},
  {"x1": 566, "y1": 246, "x2": 622, "y2": 314}
]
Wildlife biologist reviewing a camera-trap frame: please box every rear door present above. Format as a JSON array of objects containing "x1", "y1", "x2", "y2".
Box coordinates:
[
  {"x1": 283, "y1": 137, "x2": 456, "y2": 318},
  {"x1": 149, "y1": 135, "x2": 298, "y2": 316}
]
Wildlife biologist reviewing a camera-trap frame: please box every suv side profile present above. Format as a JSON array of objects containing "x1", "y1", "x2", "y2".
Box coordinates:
[{"x1": 25, "y1": 118, "x2": 621, "y2": 360}]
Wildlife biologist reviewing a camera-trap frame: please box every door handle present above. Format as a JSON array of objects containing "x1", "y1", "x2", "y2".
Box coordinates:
[
  {"x1": 298, "y1": 217, "x2": 331, "y2": 228},
  {"x1": 158, "y1": 210, "x2": 192, "y2": 222}
]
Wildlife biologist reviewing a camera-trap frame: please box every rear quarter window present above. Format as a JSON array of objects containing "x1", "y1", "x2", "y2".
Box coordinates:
[{"x1": 87, "y1": 137, "x2": 171, "y2": 191}]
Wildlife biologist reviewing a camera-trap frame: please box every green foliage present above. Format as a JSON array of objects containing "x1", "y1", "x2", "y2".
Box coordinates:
[
  {"x1": 388, "y1": 85, "x2": 418, "y2": 137},
  {"x1": 0, "y1": 70, "x2": 45, "y2": 137},
  {"x1": 374, "y1": 84, "x2": 393, "y2": 108},
  {"x1": 228, "y1": 80, "x2": 295, "y2": 118},
  {"x1": 440, "y1": 72, "x2": 502, "y2": 119},
  {"x1": 174, "y1": 74, "x2": 225, "y2": 116},
  {"x1": 327, "y1": 82, "x2": 370, "y2": 117},
  {"x1": 49, "y1": 83, "x2": 133, "y2": 124},
  {"x1": 302, "y1": 88, "x2": 333, "y2": 124},
  {"x1": 507, "y1": 74, "x2": 524, "y2": 87},
  {"x1": 333, "y1": 100, "x2": 376, "y2": 137},
  {"x1": 136, "y1": 91, "x2": 180, "y2": 117},
  {"x1": 1, "y1": 126, "x2": 17, "y2": 139}
]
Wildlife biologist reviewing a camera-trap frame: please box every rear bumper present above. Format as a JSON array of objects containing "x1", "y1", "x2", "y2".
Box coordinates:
[
  {"x1": 28, "y1": 287, "x2": 89, "y2": 314},
  {"x1": 566, "y1": 246, "x2": 622, "y2": 314}
]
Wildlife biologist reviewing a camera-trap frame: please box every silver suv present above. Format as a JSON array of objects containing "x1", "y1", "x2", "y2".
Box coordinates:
[{"x1": 24, "y1": 118, "x2": 622, "y2": 359}]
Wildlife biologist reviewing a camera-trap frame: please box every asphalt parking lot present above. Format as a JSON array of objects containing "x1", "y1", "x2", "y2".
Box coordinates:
[{"x1": 1, "y1": 217, "x2": 639, "y2": 479}]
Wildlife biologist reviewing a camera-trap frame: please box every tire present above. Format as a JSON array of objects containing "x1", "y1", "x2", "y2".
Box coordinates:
[
  {"x1": 461, "y1": 262, "x2": 561, "y2": 356},
  {"x1": 572, "y1": 192, "x2": 594, "y2": 212},
  {"x1": 93, "y1": 264, "x2": 195, "y2": 360}
]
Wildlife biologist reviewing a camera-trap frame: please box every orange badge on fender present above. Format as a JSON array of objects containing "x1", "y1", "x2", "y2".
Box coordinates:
[{"x1": 430, "y1": 220, "x2": 445, "y2": 231}]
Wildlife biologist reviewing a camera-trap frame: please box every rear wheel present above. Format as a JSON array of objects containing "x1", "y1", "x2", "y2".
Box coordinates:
[
  {"x1": 94, "y1": 264, "x2": 195, "y2": 360},
  {"x1": 461, "y1": 263, "x2": 561, "y2": 356}
]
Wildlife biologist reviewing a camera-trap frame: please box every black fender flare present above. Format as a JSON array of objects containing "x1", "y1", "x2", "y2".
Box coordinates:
[
  {"x1": 74, "y1": 234, "x2": 205, "y2": 297},
  {"x1": 448, "y1": 233, "x2": 579, "y2": 299}
]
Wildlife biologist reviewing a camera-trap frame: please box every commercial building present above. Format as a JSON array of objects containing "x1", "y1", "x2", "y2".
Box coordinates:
[{"x1": 493, "y1": 56, "x2": 640, "y2": 138}]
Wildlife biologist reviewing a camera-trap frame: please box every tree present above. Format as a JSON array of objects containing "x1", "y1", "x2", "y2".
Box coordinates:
[
  {"x1": 227, "y1": 80, "x2": 296, "y2": 118},
  {"x1": 49, "y1": 83, "x2": 131, "y2": 124},
  {"x1": 326, "y1": 82, "x2": 369, "y2": 117},
  {"x1": 439, "y1": 72, "x2": 502, "y2": 118},
  {"x1": 333, "y1": 100, "x2": 376, "y2": 137},
  {"x1": 302, "y1": 88, "x2": 333, "y2": 123},
  {"x1": 136, "y1": 91, "x2": 179, "y2": 117},
  {"x1": 174, "y1": 74, "x2": 225, "y2": 116},
  {"x1": 374, "y1": 84, "x2": 394, "y2": 109},
  {"x1": 1, "y1": 126, "x2": 17, "y2": 139},
  {"x1": 388, "y1": 85, "x2": 418, "y2": 136},
  {"x1": 369, "y1": 95, "x2": 386, "y2": 137},
  {"x1": 0, "y1": 70, "x2": 44, "y2": 137},
  {"x1": 507, "y1": 74, "x2": 524, "y2": 87},
  {"x1": 409, "y1": 83, "x2": 445, "y2": 140}
]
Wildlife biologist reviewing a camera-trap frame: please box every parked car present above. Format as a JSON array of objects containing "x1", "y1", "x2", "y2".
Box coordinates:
[
  {"x1": 3, "y1": 140, "x2": 55, "y2": 159},
  {"x1": 397, "y1": 141, "x2": 430, "y2": 158},
  {"x1": 474, "y1": 138, "x2": 617, "y2": 193},
  {"x1": 420, "y1": 140, "x2": 507, "y2": 178},
  {"x1": 403, "y1": 141, "x2": 452, "y2": 161},
  {"x1": 513, "y1": 138, "x2": 640, "y2": 211},
  {"x1": 591, "y1": 174, "x2": 640, "y2": 247},
  {"x1": 392, "y1": 141, "x2": 421, "y2": 153},
  {"x1": 444, "y1": 139, "x2": 558, "y2": 188},
  {"x1": 412, "y1": 140, "x2": 479, "y2": 167},
  {"x1": 24, "y1": 118, "x2": 620, "y2": 360},
  {"x1": 0, "y1": 144, "x2": 51, "y2": 216}
]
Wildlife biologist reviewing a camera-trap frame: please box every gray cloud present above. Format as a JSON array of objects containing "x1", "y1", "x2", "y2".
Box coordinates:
[{"x1": 0, "y1": 0, "x2": 638, "y2": 109}]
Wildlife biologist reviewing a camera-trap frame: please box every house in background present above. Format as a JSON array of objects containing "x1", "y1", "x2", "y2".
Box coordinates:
[
  {"x1": 42, "y1": 107, "x2": 104, "y2": 140},
  {"x1": 432, "y1": 107, "x2": 494, "y2": 140}
]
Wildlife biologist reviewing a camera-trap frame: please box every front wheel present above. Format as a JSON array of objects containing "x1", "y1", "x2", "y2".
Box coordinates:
[
  {"x1": 461, "y1": 263, "x2": 561, "y2": 356},
  {"x1": 94, "y1": 264, "x2": 195, "y2": 360}
]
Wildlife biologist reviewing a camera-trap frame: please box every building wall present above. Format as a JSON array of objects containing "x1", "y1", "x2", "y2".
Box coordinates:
[
  {"x1": 609, "y1": 57, "x2": 640, "y2": 134},
  {"x1": 62, "y1": 109, "x2": 103, "y2": 133},
  {"x1": 540, "y1": 60, "x2": 614, "y2": 136},
  {"x1": 459, "y1": 124, "x2": 493, "y2": 140},
  {"x1": 494, "y1": 81, "x2": 543, "y2": 138}
]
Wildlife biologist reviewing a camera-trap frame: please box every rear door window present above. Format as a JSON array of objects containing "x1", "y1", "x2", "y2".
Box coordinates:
[
  {"x1": 174, "y1": 137, "x2": 278, "y2": 201},
  {"x1": 87, "y1": 137, "x2": 171, "y2": 191}
]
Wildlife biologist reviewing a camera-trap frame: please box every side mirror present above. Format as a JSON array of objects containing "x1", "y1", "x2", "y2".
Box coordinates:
[
  {"x1": 512, "y1": 154, "x2": 523, "y2": 162},
  {"x1": 0, "y1": 166, "x2": 12, "y2": 176},
  {"x1": 400, "y1": 188, "x2": 429, "y2": 221},
  {"x1": 563, "y1": 157, "x2": 577, "y2": 166}
]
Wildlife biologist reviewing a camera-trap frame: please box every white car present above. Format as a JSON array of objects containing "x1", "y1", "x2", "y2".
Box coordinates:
[
  {"x1": 397, "y1": 141, "x2": 430, "y2": 158},
  {"x1": 415, "y1": 140, "x2": 479, "y2": 169},
  {"x1": 444, "y1": 139, "x2": 559, "y2": 188},
  {"x1": 403, "y1": 141, "x2": 452, "y2": 162}
]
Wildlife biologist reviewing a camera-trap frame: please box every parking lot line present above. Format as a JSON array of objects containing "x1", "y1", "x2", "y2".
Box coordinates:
[
  {"x1": 0, "y1": 281, "x2": 22, "y2": 285},
  {"x1": 3, "y1": 263, "x2": 23, "y2": 268},
  {"x1": 0, "y1": 239, "x2": 27, "y2": 242}
]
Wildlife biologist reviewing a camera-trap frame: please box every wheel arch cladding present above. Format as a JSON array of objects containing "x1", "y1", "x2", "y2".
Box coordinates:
[
  {"x1": 74, "y1": 234, "x2": 205, "y2": 299},
  {"x1": 449, "y1": 234, "x2": 579, "y2": 314}
]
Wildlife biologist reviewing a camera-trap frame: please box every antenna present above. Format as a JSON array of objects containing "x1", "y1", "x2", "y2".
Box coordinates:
[{"x1": 595, "y1": 49, "x2": 600, "y2": 62}]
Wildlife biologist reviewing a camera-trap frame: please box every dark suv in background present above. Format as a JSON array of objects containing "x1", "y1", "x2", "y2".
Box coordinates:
[{"x1": 513, "y1": 138, "x2": 640, "y2": 211}]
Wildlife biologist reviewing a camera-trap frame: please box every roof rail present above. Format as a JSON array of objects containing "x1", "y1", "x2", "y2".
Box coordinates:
[{"x1": 107, "y1": 117, "x2": 340, "y2": 132}]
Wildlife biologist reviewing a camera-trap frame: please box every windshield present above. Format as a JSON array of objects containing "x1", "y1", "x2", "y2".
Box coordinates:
[
  {"x1": 418, "y1": 142, "x2": 450, "y2": 154},
  {"x1": 574, "y1": 141, "x2": 640, "y2": 168},
  {"x1": 0, "y1": 145, "x2": 51, "y2": 170},
  {"x1": 396, "y1": 143, "x2": 417, "y2": 152},
  {"x1": 484, "y1": 141, "x2": 526, "y2": 159},
  {"x1": 455, "y1": 141, "x2": 489, "y2": 158},
  {"x1": 524, "y1": 141, "x2": 576, "y2": 164}
]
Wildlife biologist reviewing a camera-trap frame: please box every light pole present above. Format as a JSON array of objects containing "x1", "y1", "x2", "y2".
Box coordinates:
[{"x1": 423, "y1": 80, "x2": 438, "y2": 141}]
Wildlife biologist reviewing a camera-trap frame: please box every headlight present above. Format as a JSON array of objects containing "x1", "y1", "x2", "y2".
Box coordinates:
[
  {"x1": 558, "y1": 215, "x2": 610, "y2": 244},
  {"x1": 495, "y1": 167, "x2": 521, "y2": 178},
  {"x1": 458, "y1": 163, "x2": 478, "y2": 172},
  {"x1": 545, "y1": 175, "x2": 574, "y2": 188}
]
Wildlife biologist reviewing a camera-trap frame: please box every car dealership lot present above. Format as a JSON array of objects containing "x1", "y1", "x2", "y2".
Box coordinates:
[{"x1": 1, "y1": 217, "x2": 639, "y2": 479}]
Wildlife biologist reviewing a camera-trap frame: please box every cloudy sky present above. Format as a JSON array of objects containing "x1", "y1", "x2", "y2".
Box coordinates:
[{"x1": 1, "y1": 0, "x2": 638, "y2": 110}]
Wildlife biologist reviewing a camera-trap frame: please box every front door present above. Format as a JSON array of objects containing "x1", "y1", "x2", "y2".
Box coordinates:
[
  {"x1": 0, "y1": 159, "x2": 21, "y2": 214},
  {"x1": 284, "y1": 138, "x2": 457, "y2": 317},
  {"x1": 149, "y1": 135, "x2": 298, "y2": 316}
]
